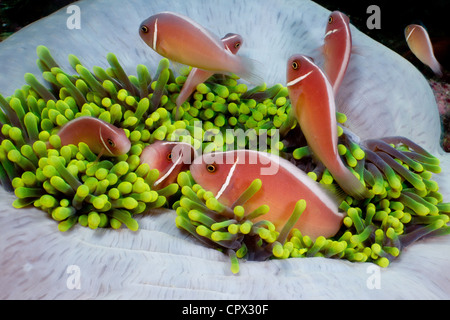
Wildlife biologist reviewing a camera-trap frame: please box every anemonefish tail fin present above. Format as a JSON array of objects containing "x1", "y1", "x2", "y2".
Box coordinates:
[
  {"x1": 331, "y1": 165, "x2": 372, "y2": 200},
  {"x1": 430, "y1": 62, "x2": 444, "y2": 78},
  {"x1": 171, "y1": 61, "x2": 190, "y2": 76},
  {"x1": 351, "y1": 45, "x2": 367, "y2": 57},
  {"x1": 237, "y1": 56, "x2": 265, "y2": 85}
]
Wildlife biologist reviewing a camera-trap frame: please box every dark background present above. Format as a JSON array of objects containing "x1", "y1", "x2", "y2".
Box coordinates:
[
  {"x1": 316, "y1": 0, "x2": 449, "y2": 72},
  {"x1": 0, "y1": 0, "x2": 76, "y2": 39}
]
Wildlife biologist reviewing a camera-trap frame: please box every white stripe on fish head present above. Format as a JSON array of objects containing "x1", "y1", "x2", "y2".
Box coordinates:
[
  {"x1": 221, "y1": 33, "x2": 241, "y2": 48},
  {"x1": 324, "y1": 28, "x2": 339, "y2": 39},
  {"x1": 221, "y1": 34, "x2": 242, "y2": 55},
  {"x1": 221, "y1": 34, "x2": 239, "y2": 42},
  {"x1": 154, "y1": 154, "x2": 183, "y2": 187},
  {"x1": 100, "y1": 123, "x2": 126, "y2": 155},
  {"x1": 287, "y1": 56, "x2": 317, "y2": 87},
  {"x1": 99, "y1": 126, "x2": 114, "y2": 155},
  {"x1": 152, "y1": 18, "x2": 158, "y2": 50},
  {"x1": 405, "y1": 25, "x2": 417, "y2": 42},
  {"x1": 215, "y1": 155, "x2": 240, "y2": 200},
  {"x1": 286, "y1": 70, "x2": 313, "y2": 87},
  {"x1": 290, "y1": 55, "x2": 330, "y2": 86}
]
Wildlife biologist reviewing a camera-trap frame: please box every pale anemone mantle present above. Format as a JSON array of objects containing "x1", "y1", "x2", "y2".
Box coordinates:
[{"x1": 0, "y1": 0, "x2": 449, "y2": 299}]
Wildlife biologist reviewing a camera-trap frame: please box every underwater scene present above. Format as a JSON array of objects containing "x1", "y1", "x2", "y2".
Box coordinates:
[{"x1": 0, "y1": 0, "x2": 449, "y2": 301}]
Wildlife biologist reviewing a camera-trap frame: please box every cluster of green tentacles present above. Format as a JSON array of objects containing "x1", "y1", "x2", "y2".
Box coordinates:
[
  {"x1": 175, "y1": 141, "x2": 450, "y2": 272},
  {"x1": 0, "y1": 46, "x2": 449, "y2": 273}
]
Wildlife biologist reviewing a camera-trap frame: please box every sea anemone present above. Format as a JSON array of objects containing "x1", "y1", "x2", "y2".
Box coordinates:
[
  {"x1": 0, "y1": 0, "x2": 449, "y2": 299},
  {"x1": 177, "y1": 113, "x2": 448, "y2": 272}
]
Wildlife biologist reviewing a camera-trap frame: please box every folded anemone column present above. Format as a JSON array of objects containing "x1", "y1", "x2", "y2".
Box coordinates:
[{"x1": 0, "y1": 0, "x2": 449, "y2": 299}]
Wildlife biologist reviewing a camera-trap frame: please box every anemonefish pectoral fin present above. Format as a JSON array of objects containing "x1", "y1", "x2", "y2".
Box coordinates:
[
  {"x1": 94, "y1": 150, "x2": 104, "y2": 163},
  {"x1": 171, "y1": 61, "x2": 189, "y2": 76},
  {"x1": 316, "y1": 44, "x2": 327, "y2": 57},
  {"x1": 351, "y1": 45, "x2": 368, "y2": 57},
  {"x1": 332, "y1": 165, "x2": 372, "y2": 200},
  {"x1": 237, "y1": 56, "x2": 264, "y2": 85}
]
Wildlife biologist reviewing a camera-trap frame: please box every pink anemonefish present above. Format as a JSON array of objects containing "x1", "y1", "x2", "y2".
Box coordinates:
[
  {"x1": 286, "y1": 54, "x2": 371, "y2": 200},
  {"x1": 139, "y1": 11, "x2": 262, "y2": 84},
  {"x1": 55, "y1": 116, "x2": 131, "y2": 157},
  {"x1": 322, "y1": 11, "x2": 352, "y2": 93},
  {"x1": 405, "y1": 24, "x2": 443, "y2": 77},
  {"x1": 190, "y1": 149, "x2": 344, "y2": 240}
]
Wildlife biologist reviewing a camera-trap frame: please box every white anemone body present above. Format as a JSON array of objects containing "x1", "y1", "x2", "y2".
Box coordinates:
[{"x1": 0, "y1": 0, "x2": 449, "y2": 299}]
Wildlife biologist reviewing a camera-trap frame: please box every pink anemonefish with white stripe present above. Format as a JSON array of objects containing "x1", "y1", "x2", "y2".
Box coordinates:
[
  {"x1": 190, "y1": 149, "x2": 344, "y2": 240},
  {"x1": 286, "y1": 54, "x2": 371, "y2": 200},
  {"x1": 55, "y1": 116, "x2": 131, "y2": 157},
  {"x1": 405, "y1": 24, "x2": 443, "y2": 77},
  {"x1": 139, "y1": 12, "x2": 262, "y2": 84},
  {"x1": 322, "y1": 11, "x2": 352, "y2": 93}
]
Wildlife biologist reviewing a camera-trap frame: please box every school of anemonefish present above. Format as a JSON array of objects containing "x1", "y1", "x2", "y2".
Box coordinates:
[
  {"x1": 36, "y1": 9, "x2": 445, "y2": 263},
  {"x1": 139, "y1": 10, "x2": 355, "y2": 240},
  {"x1": 137, "y1": 10, "x2": 445, "y2": 241},
  {"x1": 137, "y1": 10, "x2": 373, "y2": 240}
]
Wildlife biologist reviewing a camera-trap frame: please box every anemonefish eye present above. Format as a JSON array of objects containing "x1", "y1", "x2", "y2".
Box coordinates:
[
  {"x1": 234, "y1": 42, "x2": 241, "y2": 49},
  {"x1": 167, "y1": 152, "x2": 172, "y2": 160},
  {"x1": 140, "y1": 25, "x2": 149, "y2": 33},
  {"x1": 107, "y1": 139, "x2": 115, "y2": 147},
  {"x1": 292, "y1": 61, "x2": 300, "y2": 70},
  {"x1": 206, "y1": 164, "x2": 216, "y2": 173},
  {"x1": 328, "y1": 16, "x2": 333, "y2": 24}
]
